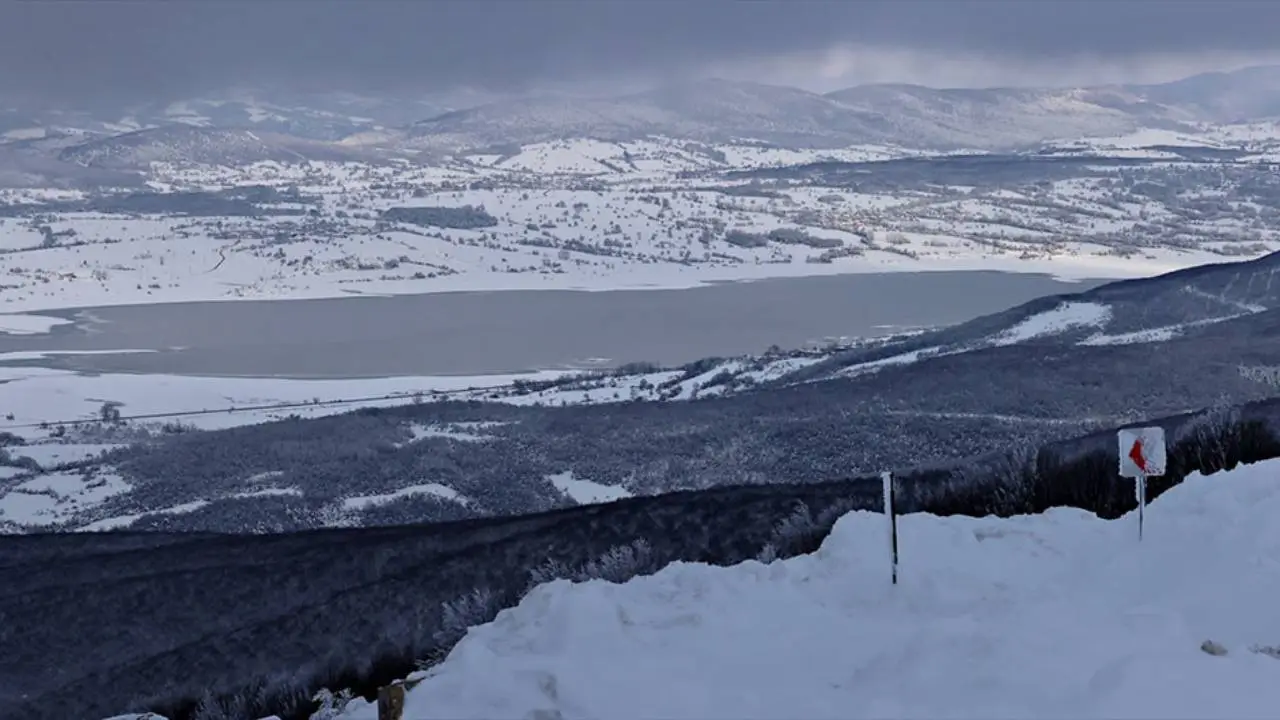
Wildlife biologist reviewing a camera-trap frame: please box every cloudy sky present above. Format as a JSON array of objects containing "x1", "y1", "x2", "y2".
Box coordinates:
[{"x1": 1, "y1": 0, "x2": 1279, "y2": 103}]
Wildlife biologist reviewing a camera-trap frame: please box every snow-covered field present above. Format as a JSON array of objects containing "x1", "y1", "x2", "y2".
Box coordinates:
[
  {"x1": 336, "y1": 457, "x2": 1280, "y2": 720},
  {"x1": 1, "y1": 127, "x2": 1277, "y2": 325},
  {"x1": 0, "y1": 362, "x2": 576, "y2": 439}
]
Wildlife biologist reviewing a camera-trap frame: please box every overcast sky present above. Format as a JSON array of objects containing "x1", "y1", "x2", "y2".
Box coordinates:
[{"x1": 1, "y1": 0, "x2": 1279, "y2": 104}]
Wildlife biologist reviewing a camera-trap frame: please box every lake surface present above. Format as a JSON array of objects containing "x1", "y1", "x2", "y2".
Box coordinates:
[{"x1": 0, "y1": 272, "x2": 1105, "y2": 378}]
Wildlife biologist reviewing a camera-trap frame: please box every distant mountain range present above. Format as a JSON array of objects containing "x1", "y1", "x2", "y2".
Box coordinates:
[{"x1": 2, "y1": 65, "x2": 1279, "y2": 172}]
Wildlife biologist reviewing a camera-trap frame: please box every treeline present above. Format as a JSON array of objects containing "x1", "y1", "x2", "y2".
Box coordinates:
[
  {"x1": 4, "y1": 397, "x2": 1279, "y2": 720},
  {"x1": 380, "y1": 205, "x2": 498, "y2": 230},
  {"x1": 722, "y1": 228, "x2": 843, "y2": 249}
]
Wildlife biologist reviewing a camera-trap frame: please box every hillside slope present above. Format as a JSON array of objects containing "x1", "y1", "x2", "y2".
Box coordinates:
[
  {"x1": 7, "y1": 65, "x2": 1279, "y2": 172},
  {"x1": 57, "y1": 126, "x2": 370, "y2": 169},
  {"x1": 6, "y1": 397, "x2": 1279, "y2": 720},
  {"x1": 793, "y1": 250, "x2": 1280, "y2": 381},
  {"x1": 341, "y1": 455, "x2": 1280, "y2": 720},
  {"x1": 401, "y1": 66, "x2": 1280, "y2": 153}
]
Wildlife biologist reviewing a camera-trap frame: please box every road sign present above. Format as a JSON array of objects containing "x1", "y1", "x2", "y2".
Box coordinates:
[
  {"x1": 1118, "y1": 426, "x2": 1166, "y2": 542},
  {"x1": 1118, "y1": 426, "x2": 1166, "y2": 478}
]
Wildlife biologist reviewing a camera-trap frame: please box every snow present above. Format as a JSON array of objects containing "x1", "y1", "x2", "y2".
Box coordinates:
[
  {"x1": 0, "y1": 350, "x2": 847, "y2": 449},
  {"x1": 0, "y1": 127, "x2": 47, "y2": 141},
  {"x1": 403, "y1": 422, "x2": 503, "y2": 444},
  {"x1": 834, "y1": 348, "x2": 937, "y2": 378},
  {"x1": 9, "y1": 442, "x2": 124, "y2": 468},
  {"x1": 0, "y1": 364, "x2": 573, "y2": 440},
  {"x1": 341, "y1": 483, "x2": 469, "y2": 511},
  {"x1": 0, "y1": 313, "x2": 72, "y2": 335},
  {"x1": 1061, "y1": 127, "x2": 1227, "y2": 151},
  {"x1": 546, "y1": 470, "x2": 633, "y2": 505},
  {"x1": 78, "y1": 499, "x2": 211, "y2": 532},
  {"x1": 0, "y1": 470, "x2": 131, "y2": 527},
  {"x1": 339, "y1": 457, "x2": 1280, "y2": 720},
  {"x1": 1079, "y1": 314, "x2": 1250, "y2": 347},
  {"x1": 232, "y1": 487, "x2": 302, "y2": 500},
  {"x1": 1082, "y1": 326, "x2": 1180, "y2": 346},
  {"x1": 0, "y1": 145, "x2": 1274, "y2": 323},
  {"x1": 992, "y1": 301, "x2": 1112, "y2": 345}
]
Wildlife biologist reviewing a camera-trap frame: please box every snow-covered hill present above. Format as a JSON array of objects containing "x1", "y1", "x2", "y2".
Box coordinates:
[
  {"x1": 0, "y1": 87, "x2": 502, "y2": 146},
  {"x1": 336, "y1": 456, "x2": 1280, "y2": 720},
  {"x1": 777, "y1": 250, "x2": 1280, "y2": 382},
  {"x1": 824, "y1": 83, "x2": 1185, "y2": 149},
  {"x1": 57, "y1": 126, "x2": 372, "y2": 169},
  {"x1": 7, "y1": 65, "x2": 1279, "y2": 168},
  {"x1": 403, "y1": 78, "x2": 1182, "y2": 153},
  {"x1": 399, "y1": 67, "x2": 1280, "y2": 154},
  {"x1": 1131, "y1": 65, "x2": 1280, "y2": 123}
]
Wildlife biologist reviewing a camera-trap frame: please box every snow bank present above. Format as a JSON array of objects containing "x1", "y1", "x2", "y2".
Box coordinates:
[
  {"x1": 341, "y1": 458, "x2": 1280, "y2": 720},
  {"x1": 0, "y1": 312, "x2": 72, "y2": 335}
]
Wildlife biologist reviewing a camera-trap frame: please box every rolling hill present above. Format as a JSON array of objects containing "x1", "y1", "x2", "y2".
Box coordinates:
[
  {"x1": 57, "y1": 126, "x2": 373, "y2": 170},
  {"x1": 791, "y1": 249, "x2": 1280, "y2": 382},
  {"x1": 6, "y1": 65, "x2": 1279, "y2": 170},
  {"x1": 398, "y1": 66, "x2": 1280, "y2": 154}
]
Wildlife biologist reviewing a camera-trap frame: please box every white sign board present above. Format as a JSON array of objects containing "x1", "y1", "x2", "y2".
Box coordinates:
[{"x1": 1118, "y1": 426, "x2": 1167, "y2": 478}]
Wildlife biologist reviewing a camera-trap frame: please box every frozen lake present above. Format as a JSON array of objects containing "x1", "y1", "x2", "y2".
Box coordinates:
[{"x1": 0, "y1": 272, "x2": 1103, "y2": 378}]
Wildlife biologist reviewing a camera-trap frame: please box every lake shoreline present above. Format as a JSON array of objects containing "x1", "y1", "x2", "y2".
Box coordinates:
[{"x1": 0, "y1": 271, "x2": 1107, "y2": 379}]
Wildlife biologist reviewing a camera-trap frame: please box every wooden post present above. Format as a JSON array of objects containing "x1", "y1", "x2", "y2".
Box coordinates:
[
  {"x1": 377, "y1": 682, "x2": 406, "y2": 720},
  {"x1": 1136, "y1": 472, "x2": 1146, "y2": 542},
  {"x1": 881, "y1": 471, "x2": 898, "y2": 585}
]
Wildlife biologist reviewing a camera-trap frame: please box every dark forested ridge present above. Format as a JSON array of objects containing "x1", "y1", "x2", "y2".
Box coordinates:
[{"x1": 2, "y1": 398, "x2": 1278, "y2": 720}]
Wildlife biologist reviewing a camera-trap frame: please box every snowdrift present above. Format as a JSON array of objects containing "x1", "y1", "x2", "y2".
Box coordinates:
[{"x1": 340, "y1": 458, "x2": 1280, "y2": 720}]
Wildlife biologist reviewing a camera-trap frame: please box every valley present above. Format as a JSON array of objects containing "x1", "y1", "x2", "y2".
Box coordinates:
[
  {"x1": 3, "y1": 61, "x2": 1280, "y2": 720},
  {"x1": 2, "y1": 69, "x2": 1280, "y2": 323},
  {"x1": 0, "y1": 135, "x2": 1277, "y2": 318},
  {"x1": 2, "y1": 66, "x2": 1280, "y2": 536},
  {"x1": 3, "y1": 250, "x2": 1280, "y2": 535}
]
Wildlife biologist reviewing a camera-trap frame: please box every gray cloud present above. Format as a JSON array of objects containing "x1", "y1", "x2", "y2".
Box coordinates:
[{"x1": 1, "y1": 0, "x2": 1279, "y2": 104}]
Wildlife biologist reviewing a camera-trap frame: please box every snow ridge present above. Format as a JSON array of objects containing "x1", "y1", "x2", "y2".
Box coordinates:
[{"x1": 339, "y1": 458, "x2": 1280, "y2": 720}]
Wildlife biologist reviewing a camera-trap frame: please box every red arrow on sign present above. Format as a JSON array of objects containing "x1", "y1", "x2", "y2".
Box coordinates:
[{"x1": 1129, "y1": 438, "x2": 1148, "y2": 473}]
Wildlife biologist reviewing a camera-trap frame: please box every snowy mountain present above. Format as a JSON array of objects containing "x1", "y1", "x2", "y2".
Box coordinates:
[
  {"x1": 402, "y1": 78, "x2": 1170, "y2": 152},
  {"x1": 56, "y1": 125, "x2": 373, "y2": 169},
  {"x1": 822, "y1": 83, "x2": 1188, "y2": 149},
  {"x1": 400, "y1": 66, "x2": 1280, "y2": 153},
  {"x1": 0, "y1": 142, "x2": 148, "y2": 189},
  {"x1": 2, "y1": 66, "x2": 1278, "y2": 172},
  {"x1": 0, "y1": 88, "x2": 502, "y2": 144},
  {"x1": 1130, "y1": 64, "x2": 1280, "y2": 123},
  {"x1": 396, "y1": 78, "x2": 888, "y2": 153}
]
